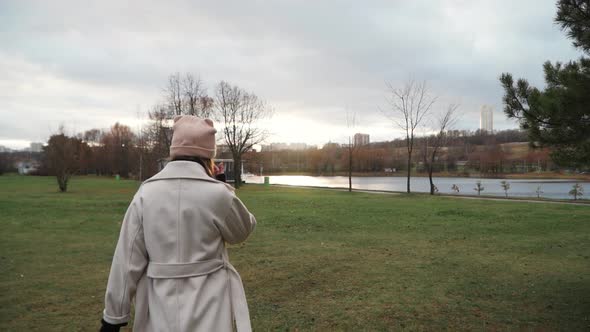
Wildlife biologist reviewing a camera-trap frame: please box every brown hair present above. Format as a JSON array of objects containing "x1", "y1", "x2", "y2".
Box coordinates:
[{"x1": 171, "y1": 156, "x2": 215, "y2": 177}]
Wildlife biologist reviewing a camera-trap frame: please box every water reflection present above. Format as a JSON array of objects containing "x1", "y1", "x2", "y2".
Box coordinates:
[{"x1": 244, "y1": 175, "x2": 588, "y2": 200}]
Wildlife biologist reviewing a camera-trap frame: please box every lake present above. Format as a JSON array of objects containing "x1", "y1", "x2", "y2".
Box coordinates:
[{"x1": 244, "y1": 175, "x2": 588, "y2": 200}]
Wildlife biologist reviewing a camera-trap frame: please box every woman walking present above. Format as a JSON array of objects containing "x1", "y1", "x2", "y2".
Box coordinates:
[{"x1": 100, "y1": 116, "x2": 256, "y2": 332}]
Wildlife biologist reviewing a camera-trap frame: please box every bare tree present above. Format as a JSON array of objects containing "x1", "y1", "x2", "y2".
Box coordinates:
[
  {"x1": 166, "y1": 73, "x2": 183, "y2": 116},
  {"x1": 182, "y1": 73, "x2": 214, "y2": 117},
  {"x1": 569, "y1": 183, "x2": 584, "y2": 200},
  {"x1": 200, "y1": 95, "x2": 215, "y2": 118},
  {"x1": 345, "y1": 112, "x2": 359, "y2": 192},
  {"x1": 500, "y1": 180, "x2": 511, "y2": 198},
  {"x1": 165, "y1": 72, "x2": 213, "y2": 118},
  {"x1": 82, "y1": 128, "x2": 102, "y2": 144},
  {"x1": 142, "y1": 72, "x2": 214, "y2": 176},
  {"x1": 424, "y1": 103, "x2": 460, "y2": 195},
  {"x1": 44, "y1": 131, "x2": 85, "y2": 192},
  {"x1": 536, "y1": 185, "x2": 544, "y2": 198},
  {"x1": 146, "y1": 104, "x2": 173, "y2": 159},
  {"x1": 101, "y1": 123, "x2": 136, "y2": 178},
  {"x1": 215, "y1": 81, "x2": 272, "y2": 188},
  {"x1": 474, "y1": 181, "x2": 484, "y2": 196},
  {"x1": 384, "y1": 79, "x2": 436, "y2": 193}
]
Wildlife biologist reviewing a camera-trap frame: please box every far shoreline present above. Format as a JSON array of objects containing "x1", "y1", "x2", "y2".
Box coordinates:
[
  {"x1": 262, "y1": 183, "x2": 590, "y2": 205},
  {"x1": 253, "y1": 171, "x2": 590, "y2": 181}
]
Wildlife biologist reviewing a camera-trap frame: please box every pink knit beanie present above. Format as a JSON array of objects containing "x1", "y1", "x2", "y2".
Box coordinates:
[{"x1": 170, "y1": 116, "x2": 217, "y2": 159}]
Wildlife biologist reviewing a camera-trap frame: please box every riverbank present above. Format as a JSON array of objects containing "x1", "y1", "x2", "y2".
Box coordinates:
[
  {"x1": 1, "y1": 175, "x2": 589, "y2": 330},
  {"x1": 258, "y1": 171, "x2": 590, "y2": 181},
  {"x1": 268, "y1": 183, "x2": 590, "y2": 205},
  {"x1": 245, "y1": 174, "x2": 588, "y2": 199}
]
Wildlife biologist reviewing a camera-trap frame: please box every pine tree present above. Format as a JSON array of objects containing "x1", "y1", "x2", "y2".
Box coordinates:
[{"x1": 500, "y1": 0, "x2": 590, "y2": 168}]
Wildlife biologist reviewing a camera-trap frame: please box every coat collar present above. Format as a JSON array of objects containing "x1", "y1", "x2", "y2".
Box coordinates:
[{"x1": 145, "y1": 160, "x2": 218, "y2": 184}]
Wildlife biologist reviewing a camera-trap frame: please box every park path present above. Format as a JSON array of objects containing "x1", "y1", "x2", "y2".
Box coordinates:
[{"x1": 270, "y1": 184, "x2": 590, "y2": 206}]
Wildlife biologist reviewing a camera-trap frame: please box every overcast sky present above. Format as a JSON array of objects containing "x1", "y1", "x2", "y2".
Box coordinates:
[{"x1": 0, "y1": 0, "x2": 582, "y2": 149}]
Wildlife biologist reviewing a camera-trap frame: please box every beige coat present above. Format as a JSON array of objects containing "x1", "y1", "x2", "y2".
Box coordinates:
[{"x1": 103, "y1": 161, "x2": 256, "y2": 332}]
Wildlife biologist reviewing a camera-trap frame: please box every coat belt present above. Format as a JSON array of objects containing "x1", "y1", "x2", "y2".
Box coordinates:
[
  {"x1": 146, "y1": 257, "x2": 252, "y2": 332},
  {"x1": 147, "y1": 259, "x2": 224, "y2": 279}
]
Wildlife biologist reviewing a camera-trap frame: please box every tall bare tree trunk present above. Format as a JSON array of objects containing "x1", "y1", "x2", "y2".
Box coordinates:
[
  {"x1": 426, "y1": 103, "x2": 460, "y2": 195},
  {"x1": 406, "y1": 150, "x2": 412, "y2": 193},
  {"x1": 233, "y1": 155, "x2": 242, "y2": 188},
  {"x1": 57, "y1": 173, "x2": 69, "y2": 192},
  {"x1": 348, "y1": 147, "x2": 352, "y2": 192},
  {"x1": 216, "y1": 81, "x2": 272, "y2": 190},
  {"x1": 428, "y1": 154, "x2": 436, "y2": 195},
  {"x1": 383, "y1": 79, "x2": 436, "y2": 194},
  {"x1": 346, "y1": 113, "x2": 357, "y2": 193}
]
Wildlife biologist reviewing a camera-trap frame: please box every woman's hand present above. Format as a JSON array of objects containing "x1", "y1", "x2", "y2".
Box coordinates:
[{"x1": 100, "y1": 319, "x2": 127, "y2": 332}]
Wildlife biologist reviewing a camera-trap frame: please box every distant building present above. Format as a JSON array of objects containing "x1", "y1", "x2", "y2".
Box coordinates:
[
  {"x1": 322, "y1": 142, "x2": 340, "y2": 149},
  {"x1": 480, "y1": 105, "x2": 494, "y2": 133},
  {"x1": 261, "y1": 142, "x2": 310, "y2": 151},
  {"x1": 215, "y1": 144, "x2": 233, "y2": 159},
  {"x1": 270, "y1": 143, "x2": 288, "y2": 151},
  {"x1": 455, "y1": 160, "x2": 469, "y2": 172},
  {"x1": 0, "y1": 145, "x2": 8, "y2": 153},
  {"x1": 353, "y1": 133, "x2": 370, "y2": 146},
  {"x1": 288, "y1": 143, "x2": 308, "y2": 151},
  {"x1": 30, "y1": 142, "x2": 44, "y2": 153}
]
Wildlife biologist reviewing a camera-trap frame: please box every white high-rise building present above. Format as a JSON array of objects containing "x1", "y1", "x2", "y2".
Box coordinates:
[
  {"x1": 30, "y1": 142, "x2": 44, "y2": 153},
  {"x1": 480, "y1": 105, "x2": 494, "y2": 133},
  {"x1": 353, "y1": 133, "x2": 370, "y2": 146}
]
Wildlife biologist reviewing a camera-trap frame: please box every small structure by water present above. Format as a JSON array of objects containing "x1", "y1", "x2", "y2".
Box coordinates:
[{"x1": 17, "y1": 161, "x2": 39, "y2": 175}]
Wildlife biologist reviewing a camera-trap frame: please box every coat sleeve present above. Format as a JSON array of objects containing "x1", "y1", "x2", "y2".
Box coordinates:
[
  {"x1": 103, "y1": 190, "x2": 148, "y2": 325},
  {"x1": 215, "y1": 192, "x2": 257, "y2": 245}
]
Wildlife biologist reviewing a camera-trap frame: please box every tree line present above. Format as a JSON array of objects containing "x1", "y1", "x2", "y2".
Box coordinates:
[
  {"x1": 21, "y1": 120, "x2": 549, "y2": 193},
  {"x1": 242, "y1": 128, "x2": 553, "y2": 177},
  {"x1": 39, "y1": 74, "x2": 272, "y2": 191}
]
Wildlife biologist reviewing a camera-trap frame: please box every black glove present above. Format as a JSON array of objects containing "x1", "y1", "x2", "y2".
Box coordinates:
[{"x1": 100, "y1": 319, "x2": 127, "y2": 332}]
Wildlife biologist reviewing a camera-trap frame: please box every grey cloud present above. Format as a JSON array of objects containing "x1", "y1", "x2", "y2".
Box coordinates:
[{"x1": 0, "y1": 0, "x2": 583, "y2": 147}]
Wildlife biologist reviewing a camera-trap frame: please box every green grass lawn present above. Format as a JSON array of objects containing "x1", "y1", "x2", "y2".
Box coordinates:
[{"x1": 1, "y1": 175, "x2": 589, "y2": 331}]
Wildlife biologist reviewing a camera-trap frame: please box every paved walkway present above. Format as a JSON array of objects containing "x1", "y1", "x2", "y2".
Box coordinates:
[{"x1": 270, "y1": 184, "x2": 590, "y2": 206}]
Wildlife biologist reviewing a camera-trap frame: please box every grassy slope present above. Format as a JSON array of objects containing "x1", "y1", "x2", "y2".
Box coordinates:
[{"x1": 0, "y1": 175, "x2": 589, "y2": 331}]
